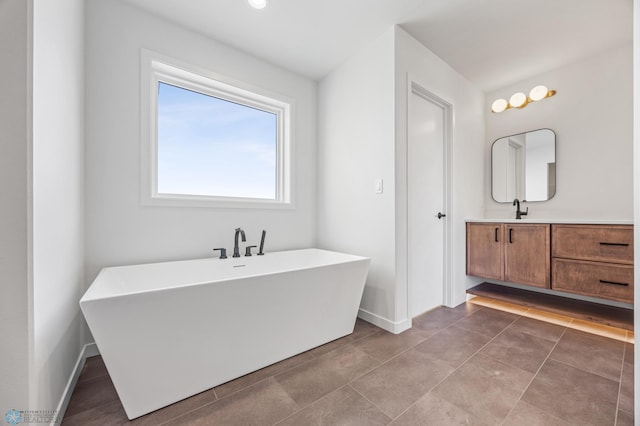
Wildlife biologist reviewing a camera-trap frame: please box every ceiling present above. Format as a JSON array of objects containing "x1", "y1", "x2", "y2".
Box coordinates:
[{"x1": 121, "y1": 0, "x2": 633, "y2": 92}]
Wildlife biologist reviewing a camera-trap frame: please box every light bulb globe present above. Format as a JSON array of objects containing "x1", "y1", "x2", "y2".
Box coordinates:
[
  {"x1": 509, "y1": 92, "x2": 527, "y2": 108},
  {"x1": 491, "y1": 98, "x2": 508, "y2": 113},
  {"x1": 529, "y1": 85, "x2": 549, "y2": 102}
]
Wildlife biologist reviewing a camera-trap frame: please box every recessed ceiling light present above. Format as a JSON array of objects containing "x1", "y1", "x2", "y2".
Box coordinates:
[{"x1": 248, "y1": 0, "x2": 268, "y2": 9}]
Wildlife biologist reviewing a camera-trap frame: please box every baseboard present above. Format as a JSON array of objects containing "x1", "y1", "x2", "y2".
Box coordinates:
[
  {"x1": 53, "y1": 343, "x2": 99, "y2": 425},
  {"x1": 84, "y1": 342, "x2": 99, "y2": 358},
  {"x1": 358, "y1": 308, "x2": 411, "y2": 334}
]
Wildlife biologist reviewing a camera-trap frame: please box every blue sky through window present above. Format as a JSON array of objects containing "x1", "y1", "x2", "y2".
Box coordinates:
[{"x1": 157, "y1": 82, "x2": 277, "y2": 199}]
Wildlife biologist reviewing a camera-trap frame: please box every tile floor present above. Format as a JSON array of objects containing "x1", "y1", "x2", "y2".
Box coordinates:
[{"x1": 62, "y1": 303, "x2": 634, "y2": 425}]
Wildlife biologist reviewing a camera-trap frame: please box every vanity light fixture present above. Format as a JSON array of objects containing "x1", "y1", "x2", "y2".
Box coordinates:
[
  {"x1": 248, "y1": 0, "x2": 268, "y2": 9},
  {"x1": 491, "y1": 85, "x2": 556, "y2": 113}
]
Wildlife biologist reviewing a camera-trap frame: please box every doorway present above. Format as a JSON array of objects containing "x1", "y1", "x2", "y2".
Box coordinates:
[{"x1": 408, "y1": 83, "x2": 452, "y2": 317}]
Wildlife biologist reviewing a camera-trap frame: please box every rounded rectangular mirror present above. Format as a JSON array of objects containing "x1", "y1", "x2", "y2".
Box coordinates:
[{"x1": 491, "y1": 128, "x2": 556, "y2": 202}]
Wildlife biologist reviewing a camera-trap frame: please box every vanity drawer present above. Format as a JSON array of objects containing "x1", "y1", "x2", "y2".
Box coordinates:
[
  {"x1": 552, "y1": 258, "x2": 633, "y2": 303},
  {"x1": 552, "y1": 224, "x2": 633, "y2": 264}
]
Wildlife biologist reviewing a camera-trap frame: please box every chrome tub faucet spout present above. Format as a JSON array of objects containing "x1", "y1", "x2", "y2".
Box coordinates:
[{"x1": 233, "y1": 228, "x2": 246, "y2": 258}]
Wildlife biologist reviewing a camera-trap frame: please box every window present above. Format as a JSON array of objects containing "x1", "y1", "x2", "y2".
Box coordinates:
[{"x1": 141, "y1": 52, "x2": 293, "y2": 208}]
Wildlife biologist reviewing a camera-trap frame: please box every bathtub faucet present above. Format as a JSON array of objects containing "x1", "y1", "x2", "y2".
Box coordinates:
[{"x1": 233, "y1": 228, "x2": 246, "y2": 258}]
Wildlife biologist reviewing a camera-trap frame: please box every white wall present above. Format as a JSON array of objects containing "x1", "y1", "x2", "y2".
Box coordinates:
[
  {"x1": 84, "y1": 0, "x2": 317, "y2": 284},
  {"x1": 0, "y1": 0, "x2": 31, "y2": 411},
  {"x1": 31, "y1": 0, "x2": 85, "y2": 411},
  {"x1": 486, "y1": 44, "x2": 633, "y2": 220},
  {"x1": 394, "y1": 27, "x2": 485, "y2": 314},
  {"x1": 318, "y1": 29, "x2": 397, "y2": 329},
  {"x1": 0, "y1": 0, "x2": 85, "y2": 414},
  {"x1": 318, "y1": 27, "x2": 484, "y2": 332}
]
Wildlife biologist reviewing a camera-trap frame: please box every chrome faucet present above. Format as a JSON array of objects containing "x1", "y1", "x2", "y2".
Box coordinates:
[
  {"x1": 233, "y1": 228, "x2": 246, "y2": 258},
  {"x1": 513, "y1": 198, "x2": 528, "y2": 220},
  {"x1": 213, "y1": 247, "x2": 227, "y2": 259}
]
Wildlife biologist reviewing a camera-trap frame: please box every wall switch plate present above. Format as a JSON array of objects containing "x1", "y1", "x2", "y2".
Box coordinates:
[{"x1": 375, "y1": 178, "x2": 383, "y2": 194}]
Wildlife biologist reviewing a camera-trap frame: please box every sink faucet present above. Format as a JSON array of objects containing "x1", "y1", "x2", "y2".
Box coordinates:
[
  {"x1": 233, "y1": 228, "x2": 246, "y2": 258},
  {"x1": 513, "y1": 198, "x2": 528, "y2": 220}
]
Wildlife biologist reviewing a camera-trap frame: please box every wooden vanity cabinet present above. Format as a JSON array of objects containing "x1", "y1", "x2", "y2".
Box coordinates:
[
  {"x1": 467, "y1": 222, "x2": 634, "y2": 303},
  {"x1": 551, "y1": 224, "x2": 633, "y2": 303},
  {"x1": 466, "y1": 222, "x2": 551, "y2": 288}
]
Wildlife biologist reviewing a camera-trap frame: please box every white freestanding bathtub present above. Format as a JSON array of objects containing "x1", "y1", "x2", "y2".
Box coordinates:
[{"x1": 80, "y1": 248, "x2": 370, "y2": 419}]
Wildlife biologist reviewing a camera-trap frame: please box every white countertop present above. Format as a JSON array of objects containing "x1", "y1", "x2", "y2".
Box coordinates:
[{"x1": 466, "y1": 218, "x2": 634, "y2": 225}]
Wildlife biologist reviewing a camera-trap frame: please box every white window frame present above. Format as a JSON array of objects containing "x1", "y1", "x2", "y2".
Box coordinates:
[{"x1": 140, "y1": 50, "x2": 294, "y2": 209}]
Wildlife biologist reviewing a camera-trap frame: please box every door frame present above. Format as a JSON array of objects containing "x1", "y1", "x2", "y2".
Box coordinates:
[{"x1": 407, "y1": 80, "x2": 453, "y2": 317}]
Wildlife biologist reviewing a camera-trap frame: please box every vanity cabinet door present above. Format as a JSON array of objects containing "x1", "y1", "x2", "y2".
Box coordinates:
[
  {"x1": 466, "y1": 223, "x2": 504, "y2": 280},
  {"x1": 504, "y1": 224, "x2": 551, "y2": 288}
]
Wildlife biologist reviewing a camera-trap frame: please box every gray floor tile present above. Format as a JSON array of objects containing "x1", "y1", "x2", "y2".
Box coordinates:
[
  {"x1": 502, "y1": 400, "x2": 571, "y2": 426},
  {"x1": 454, "y1": 308, "x2": 519, "y2": 338},
  {"x1": 77, "y1": 356, "x2": 110, "y2": 384},
  {"x1": 413, "y1": 325, "x2": 491, "y2": 369},
  {"x1": 448, "y1": 302, "x2": 484, "y2": 315},
  {"x1": 619, "y1": 355, "x2": 634, "y2": 414},
  {"x1": 479, "y1": 326, "x2": 556, "y2": 373},
  {"x1": 352, "y1": 327, "x2": 430, "y2": 363},
  {"x1": 391, "y1": 392, "x2": 489, "y2": 426},
  {"x1": 64, "y1": 374, "x2": 120, "y2": 418},
  {"x1": 411, "y1": 304, "x2": 481, "y2": 335},
  {"x1": 352, "y1": 318, "x2": 384, "y2": 340},
  {"x1": 508, "y1": 316, "x2": 567, "y2": 342},
  {"x1": 616, "y1": 409, "x2": 634, "y2": 426},
  {"x1": 522, "y1": 358, "x2": 619, "y2": 426},
  {"x1": 432, "y1": 353, "x2": 533, "y2": 424},
  {"x1": 550, "y1": 329, "x2": 625, "y2": 381},
  {"x1": 169, "y1": 377, "x2": 298, "y2": 426},
  {"x1": 215, "y1": 350, "x2": 315, "y2": 398},
  {"x1": 305, "y1": 319, "x2": 383, "y2": 358},
  {"x1": 128, "y1": 389, "x2": 218, "y2": 425},
  {"x1": 351, "y1": 348, "x2": 454, "y2": 418},
  {"x1": 624, "y1": 342, "x2": 634, "y2": 365},
  {"x1": 276, "y1": 385, "x2": 391, "y2": 426},
  {"x1": 275, "y1": 345, "x2": 380, "y2": 407},
  {"x1": 62, "y1": 399, "x2": 129, "y2": 426}
]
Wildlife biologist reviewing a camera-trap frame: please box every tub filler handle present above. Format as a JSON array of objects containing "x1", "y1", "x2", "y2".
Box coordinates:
[
  {"x1": 213, "y1": 248, "x2": 227, "y2": 259},
  {"x1": 245, "y1": 246, "x2": 257, "y2": 256},
  {"x1": 258, "y1": 230, "x2": 267, "y2": 255}
]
